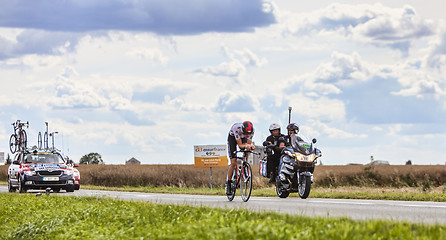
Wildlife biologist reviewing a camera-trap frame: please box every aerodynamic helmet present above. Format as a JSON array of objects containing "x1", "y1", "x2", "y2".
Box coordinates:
[
  {"x1": 242, "y1": 121, "x2": 254, "y2": 134},
  {"x1": 269, "y1": 123, "x2": 281, "y2": 134},
  {"x1": 287, "y1": 123, "x2": 299, "y2": 134}
]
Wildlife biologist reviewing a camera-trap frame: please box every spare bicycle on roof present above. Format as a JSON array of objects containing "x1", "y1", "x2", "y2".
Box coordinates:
[
  {"x1": 9, "y1": 120, "x2": 29, "y2": 154},
  {"x1": 37, "y1": 122, "x2": 59, "y2": 151}
]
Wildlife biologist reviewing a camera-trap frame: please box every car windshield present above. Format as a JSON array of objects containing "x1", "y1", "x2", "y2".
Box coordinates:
[{"x1": 25, "y1": 153, "x2": 65, "y2": 164}]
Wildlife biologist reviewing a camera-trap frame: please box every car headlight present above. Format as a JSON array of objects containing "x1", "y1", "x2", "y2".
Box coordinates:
[
  {"x1": 73, "y1": 171, "x2": 80, "y2": 177},
  {"x1": 64, "y1": 169, "x2": 73, "y2": 176},
  {"x1": 24, "y1": 171, "x2": 36, "y2": 176}
]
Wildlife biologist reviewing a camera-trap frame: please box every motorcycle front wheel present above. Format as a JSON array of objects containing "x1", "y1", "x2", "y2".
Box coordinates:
[
  {"x1": 275, "y1": 182, "x2": 290, "y2": 198},
  {"x1": 298, "y1": 174, "x2": 312, "y2": 199}
]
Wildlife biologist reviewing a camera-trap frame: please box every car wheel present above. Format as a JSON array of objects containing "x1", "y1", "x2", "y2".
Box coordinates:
[
  {"x1": 8, "y1": 180, "x2": 16, "y2": 192},
  {"x1": 66, "y1": 184, "x2": 75, "y2": 192},
  {"x1": 53, "y1": 187, "x2": 61, "y2": 193},
  {"x1": 74, "y1": 185, "x2": 80, "y2": 190}
]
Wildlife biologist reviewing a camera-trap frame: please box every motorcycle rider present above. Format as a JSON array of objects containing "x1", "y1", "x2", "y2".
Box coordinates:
[
  {"x1": 226, "y1": 121, "x2": 255, "y2": 195},
  {"x1": 264, "y1": 123, "x2": 285, "y2": 184}
]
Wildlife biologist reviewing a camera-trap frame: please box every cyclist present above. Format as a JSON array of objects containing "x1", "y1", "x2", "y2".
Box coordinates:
[
  {"x1": 226, "y1": 121, "x2": 255, "y2": 195},
  {"x1": 264, "y1": 123, "x2": 285, "y2": 183}
]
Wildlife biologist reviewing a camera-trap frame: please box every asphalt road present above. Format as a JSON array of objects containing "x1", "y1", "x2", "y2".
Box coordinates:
[{"x1": 2, "y1": 186, "x2": 446, "y2": 225}]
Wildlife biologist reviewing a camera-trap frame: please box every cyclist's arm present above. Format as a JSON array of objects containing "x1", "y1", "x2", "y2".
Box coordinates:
[{"x1": 236, "y1": 139, "x2": 255, "y2": 150}]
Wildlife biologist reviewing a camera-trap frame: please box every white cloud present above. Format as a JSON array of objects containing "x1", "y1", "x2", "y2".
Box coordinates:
[
  {"x1": 50, "y1": 68, "x2": 108, "y2": 109},
  {"x1": 127, "y1": 48, "x2": 169, "y2": 66},
  {"x1": 426, "y1": 29, "x2": 446, "y2": 69},
  {"x1": 195, "y1": 46, "x2": 266, "y2": 79},
  {"x1": 315, "y1": 51, "x2": 370, "y2": 84},
  {"x1": 287, "y1": 93, "x2": 346, "y2": 122},
  {"x1": 215, "y1": 92, "x2": 257, "y2": 113},
  {"x1": 309, "y1": 120, "x2": 367, "y2": 139},
  {"x1": 281, "y1": 3, "x2": 435, "y2": 53}
]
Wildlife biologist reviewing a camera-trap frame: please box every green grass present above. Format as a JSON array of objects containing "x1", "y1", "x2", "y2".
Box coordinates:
[{"x1": 1, "y1": 193, "x2": 445, "y2": 239}]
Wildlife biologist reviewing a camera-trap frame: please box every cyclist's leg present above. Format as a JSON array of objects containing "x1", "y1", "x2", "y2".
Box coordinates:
[
  {"x1": 226, "y1": 134, "x2": 237, "y2": 181},
  {"x1": 226, "y1": 134, "x2": 237, "y2": 194}
]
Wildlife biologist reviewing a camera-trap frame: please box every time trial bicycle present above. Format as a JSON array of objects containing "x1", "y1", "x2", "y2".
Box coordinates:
[
  {"x1": 9, "y1": 120, "x2": 29, "y2": 153},
  {"x1": 227, "y1": 149, "x2": 259, "y2": 202}
]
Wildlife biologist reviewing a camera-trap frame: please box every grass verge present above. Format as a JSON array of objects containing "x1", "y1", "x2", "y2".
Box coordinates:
[{"x1": 1, "y1": 193, "x2": 445, "y2": 239}]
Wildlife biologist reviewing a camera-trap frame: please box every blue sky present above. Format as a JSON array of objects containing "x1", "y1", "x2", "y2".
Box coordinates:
[{"x1": 1, "y1": 0, "x2": 445, "y2": 165}]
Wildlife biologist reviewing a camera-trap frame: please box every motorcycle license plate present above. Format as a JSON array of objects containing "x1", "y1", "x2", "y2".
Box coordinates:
[{"x1": 43, "y1": 177, "x2": 59, "y2": 181}]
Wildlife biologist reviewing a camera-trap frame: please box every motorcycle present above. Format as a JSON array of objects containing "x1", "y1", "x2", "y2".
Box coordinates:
[{"x1": 275, "y1": 134, "x2": 321, "y2": 199}]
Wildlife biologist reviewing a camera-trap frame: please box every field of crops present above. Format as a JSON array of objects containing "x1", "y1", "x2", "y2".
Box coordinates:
[
  {"x1": 2, "y1": 164, "x2": 446, "y2": 189},
  {"x1": 1, "y1": 193, "x2": 445, "y2": 239}
]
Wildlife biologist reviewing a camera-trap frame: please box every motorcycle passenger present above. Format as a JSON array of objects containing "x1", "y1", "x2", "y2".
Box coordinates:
[
  {"x1": 284, "y1": 123, "x2": 304, "y2": 146},
  {"x1": 280, "y1": 123, "x2": 305, "y2": 189},
  {"x1": 226, "y1": 121, "x2": 255, "y2": 195},
  {"x1": 264, "y1": 123, "x2": 285, "y2": 184}
]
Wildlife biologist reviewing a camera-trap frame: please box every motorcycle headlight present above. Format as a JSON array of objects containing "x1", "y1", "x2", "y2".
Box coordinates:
[{"x1": 24, "y1": 171, "x2": 36, "y2": 176}]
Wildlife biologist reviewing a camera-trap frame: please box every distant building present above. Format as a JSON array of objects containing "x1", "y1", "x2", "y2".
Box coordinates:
[
  {"x1": 369, "y1": 160, "x2": 390, "y2": 166},
  {"x1": 125, "y1": 157, "x2": 141, "y2": 165}
]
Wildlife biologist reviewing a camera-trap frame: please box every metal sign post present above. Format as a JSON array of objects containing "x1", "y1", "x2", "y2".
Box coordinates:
[{"x1": 210, "y1": 167, "x2": 213, "y2": 189}]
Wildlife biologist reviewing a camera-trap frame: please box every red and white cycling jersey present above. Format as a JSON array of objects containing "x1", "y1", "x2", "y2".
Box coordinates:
[{"x1": 229, "y1": 122, "x2": 254, "y2": 140}]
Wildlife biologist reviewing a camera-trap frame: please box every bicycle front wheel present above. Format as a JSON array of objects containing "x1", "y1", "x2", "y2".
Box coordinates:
[
  {"x1": 9, "y1": 134, "x2": 17, "y2": 153},
  {"x1": 240, "y1": 162, "x2": 252, "y2": 202}
]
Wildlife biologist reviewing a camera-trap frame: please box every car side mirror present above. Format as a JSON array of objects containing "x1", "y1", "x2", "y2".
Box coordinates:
[
  {"x1": 73, "y1": 163, "x2": 79, "y2": 167},
  {"x1": 312, "y1": 138, "x2": 317, "y2": 144}
]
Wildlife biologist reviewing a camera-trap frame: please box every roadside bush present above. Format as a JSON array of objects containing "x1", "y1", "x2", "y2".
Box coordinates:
[
  {"x1": 314, "y1": 165, "x2": 446, "y2": 188},
  {"x1": 2, "y1": 164, "x2": 446, "y2": 189}
]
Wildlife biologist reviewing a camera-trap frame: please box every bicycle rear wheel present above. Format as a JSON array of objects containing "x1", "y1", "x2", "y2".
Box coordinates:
[
  {"x1": 19, "y1": 130, "x2": 27, "y2": 151},
  {"x1": 9, "y1": 134, "x2": 17, "y2": 154},
  {"x1": 44, "y1": 132, "x2": 48, "y2": 150},
  {"x1": 37, "y1": 132, "x2": 42, "y2": 150},
  {"x1": 240, "y1": 162, "x2": 252, "y2": 202}
]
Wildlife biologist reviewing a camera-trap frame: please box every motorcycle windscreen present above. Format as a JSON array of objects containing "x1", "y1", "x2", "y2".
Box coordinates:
[{"x1": 291, "y1": 134, "x2": 313, "y2": 155}]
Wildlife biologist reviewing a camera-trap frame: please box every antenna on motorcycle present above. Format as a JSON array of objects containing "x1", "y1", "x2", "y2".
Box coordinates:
[{"x1": 288, "y1": 106, "x2": 292, "y2": 124}]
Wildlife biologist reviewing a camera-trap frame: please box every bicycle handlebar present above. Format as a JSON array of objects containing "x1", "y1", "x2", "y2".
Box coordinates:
[
  {"x1": 12, "y1": 120, "x2": 29, "y2": 129},
  {"x1": 233, "y1": 149, "x2": 261, "y2": 155}
]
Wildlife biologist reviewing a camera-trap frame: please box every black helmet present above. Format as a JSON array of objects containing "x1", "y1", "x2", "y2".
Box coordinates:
[{"x1": 286, "y1": 123, "x2": 299, "y2": 134}]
